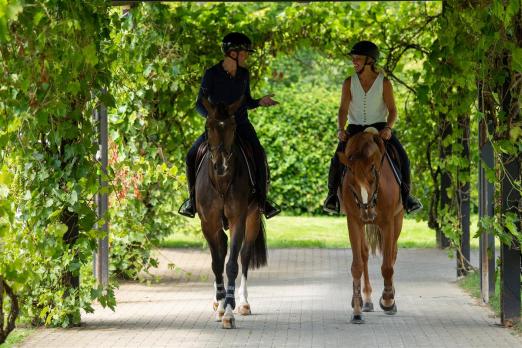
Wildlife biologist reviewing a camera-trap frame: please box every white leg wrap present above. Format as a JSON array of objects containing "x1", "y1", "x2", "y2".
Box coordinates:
[{"x1": 238, "y1": 275, "x2": 248, "y2": 304}]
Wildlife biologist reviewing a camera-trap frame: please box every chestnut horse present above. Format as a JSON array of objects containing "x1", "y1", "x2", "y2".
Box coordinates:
[
  {"x1": 196, "y1": 97, "x2": 267, "y2": 329},
  {"x1": 337, "y1": 127, "x2": 403, "y2": 324}
]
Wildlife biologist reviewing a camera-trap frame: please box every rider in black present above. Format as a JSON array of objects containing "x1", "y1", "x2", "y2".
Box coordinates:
[{"x1": 179, "y1": 32, "x2": 281, "y2": 219}]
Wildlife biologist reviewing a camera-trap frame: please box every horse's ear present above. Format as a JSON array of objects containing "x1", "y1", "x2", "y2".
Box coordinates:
[
  {"x1": 201, "y1": 97, "x2": 215, "y2": 117},
  {"x1": 337, "y1": 151, "x2": 349, "y2": 166},
  {"x1": 373, "y1": 135, "x2": 385, "y2": 154},
  {"x1": 228, "y1": 95, "x2": 245, "y2": 115}
]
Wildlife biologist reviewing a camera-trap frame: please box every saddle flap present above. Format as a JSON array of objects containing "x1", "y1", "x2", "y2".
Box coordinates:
[
  {"x1": 237, "y1": 136, "x2": 257, "y2": 188},
  {"x1": 385, "y1": 142, "x2": 402, "y2": 186}
]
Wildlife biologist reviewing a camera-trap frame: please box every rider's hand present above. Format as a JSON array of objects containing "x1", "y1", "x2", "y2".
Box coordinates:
[
  {"x1": 259, "y1": 94, "x2": 278, "y2": 107},
  {"x1": 380, "y1": 127, "x2": 392, "y2": 140},
  {"x1": 337, "y1": 129, "x2": 347, "y2": 142}
]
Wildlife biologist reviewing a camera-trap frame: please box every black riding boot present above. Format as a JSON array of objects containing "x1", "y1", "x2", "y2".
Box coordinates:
[
  {"x1": 178, "y1": 167, "x2": 196, "y2": 218},
  {"x1": 323, "y1": 157, "x2": 341, "y2": 214},
  {"x1": 387, "y1": 134, "x2": 422, "y2": 214},
  {"x1": 257, "y1": 158, "x2": 281, "y2": 219},
  {"x1": 402, "y1": 183, "x2": 422, "y2": 214}
]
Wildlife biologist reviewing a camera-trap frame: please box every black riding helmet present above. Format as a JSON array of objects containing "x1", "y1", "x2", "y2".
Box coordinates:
[
  {"x1": 349, "y1": 41, "x2": 379, "y2": 62},
  {"x1": 221, "y1": 32, "x2": 255, "y2": 54}
]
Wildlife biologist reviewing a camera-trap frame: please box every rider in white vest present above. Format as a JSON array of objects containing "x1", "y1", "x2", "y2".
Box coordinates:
[{"x1": 323, "y1": 41, "x2": 422, "y2": 214}]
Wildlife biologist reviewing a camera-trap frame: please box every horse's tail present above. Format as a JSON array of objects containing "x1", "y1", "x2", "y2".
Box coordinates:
[
  {"x1": 249, "y1": 218, "x2": 268, "y2": 269},
  {"x1": 365, "y1": 224, "x2": 382, "y2": 255}
]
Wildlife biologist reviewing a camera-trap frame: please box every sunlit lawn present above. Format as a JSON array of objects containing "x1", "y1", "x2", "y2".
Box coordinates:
[
  {"x1": 161, "y1": 215, "x2": 480, "y2": 249},
  {"x1": 0, "y1": 328, "x2": 33, "y2": 348}
]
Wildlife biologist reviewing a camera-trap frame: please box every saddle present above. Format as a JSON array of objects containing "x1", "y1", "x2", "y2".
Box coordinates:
[{"x1": 195, "y1": 137, "x2": 257, "y2": 190}]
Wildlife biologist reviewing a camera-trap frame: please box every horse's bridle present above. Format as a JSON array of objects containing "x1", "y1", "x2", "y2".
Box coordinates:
[
  {"x1": 209, "y1": 143, "x2": 233, "y2": 163},
  {"x1": 348, "y1": 152, "x2": 386, "y2": 212}
]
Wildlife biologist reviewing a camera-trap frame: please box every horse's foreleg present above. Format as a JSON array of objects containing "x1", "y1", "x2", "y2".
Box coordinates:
[
  {"x1": 206, "y1": 227, "x2": 228, "y2": 321},
  {"x1": 347, "y1": 218, "x2": 365, "y2": 324},
  {"x1": 379, "y1": 223, "x2": 397, "y2": 315},
  {"x1": 222, "y1": 218, "x2": 246, "y2": 329},
  {"x1": 362, "y1": 240, "x2": 374, "y2": 312}
]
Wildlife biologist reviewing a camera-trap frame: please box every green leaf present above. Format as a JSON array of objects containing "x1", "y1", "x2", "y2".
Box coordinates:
[
  {"x1": 512, "y1": 47, "x2": 522, "y2": 73},
  {"x1": 83, "y1": 43, "x2": 99, "y2": 66},
  {"x1": 69, "y1": 190, "x2": 78, "y2": 206}
]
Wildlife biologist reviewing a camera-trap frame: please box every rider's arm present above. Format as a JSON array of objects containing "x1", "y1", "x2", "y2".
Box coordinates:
[
  {"x1": 338, "y1": 77, "x2": 351, "y2": 131},
  {"x1": 244, "y1": 74, "x2": 260, "y2": 109},
  {"x1": 383, "y1": 78, "x2": 397, "y2": 129},
  {"x1": 195, "y1": 69, "x2": 213, "y2": 117}
]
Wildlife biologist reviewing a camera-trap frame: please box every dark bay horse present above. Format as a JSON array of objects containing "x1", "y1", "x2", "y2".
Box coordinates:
[
  {"x1": 337, "y1": 127, "x2": 404, "y2": 324},
  {"x1": 196, "y1": 97, "x2": 267, "y2": 329}
]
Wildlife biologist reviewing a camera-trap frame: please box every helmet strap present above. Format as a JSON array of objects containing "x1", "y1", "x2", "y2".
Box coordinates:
[{"x1": 226, "y1": 50, "x2": 240, "y2": 71}]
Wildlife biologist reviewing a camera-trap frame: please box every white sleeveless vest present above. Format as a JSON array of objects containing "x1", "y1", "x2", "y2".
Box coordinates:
[{"x1": 348, "y1": 72, "x2": 388, "y2": 125}]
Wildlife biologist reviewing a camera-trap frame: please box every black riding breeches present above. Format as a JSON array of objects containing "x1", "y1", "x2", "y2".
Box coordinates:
[
  {"x1": 236, "y1": 123, "x2": 267, "y2": 199},
  {"x1": 186, "y1": 132, "x2": 207, "y2": 190}
]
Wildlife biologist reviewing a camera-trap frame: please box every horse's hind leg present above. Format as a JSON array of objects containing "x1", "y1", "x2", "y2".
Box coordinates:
[
  {"x1": 362, "y1": 239, "x2": 374, "y2": 312},
  {"x1": 206, "y1": 227, "x2": 228, "y2": 321},
  {"x1": 237, "y1": 212, "x2": 261, "y2": 315}
]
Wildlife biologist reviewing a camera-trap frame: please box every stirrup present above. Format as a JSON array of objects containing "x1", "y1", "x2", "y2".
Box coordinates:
[
  {"x1": 405, "y1": 196, "x2": 422, "y2": 214},
  {"x1": 263, "y1": 200, "x2": 281, "y2": 219},
  {"x1": 323, "y1": 193, "x2": 340, "y2": 214},
  {"x1": 178, "y1": 198, "x2": 196, "y2": 218}
]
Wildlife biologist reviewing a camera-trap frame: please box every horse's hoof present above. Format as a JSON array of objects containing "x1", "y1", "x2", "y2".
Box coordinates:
[
  {"x1": 351, "y1": 314, "x2": 365, "y2": 324},
  {"x1": 362, "y1": 302, "x2": 374, "y2": 312},
  {"x1": 379, "y1": 296, "x2": 397, "y2": 315},
  {"x1": 237, "y1": 303, "x2": 251, "y2": 316},
  {"x1": 222, "y1": 316, "x2": 236, "y2": 329},
  {"x1": 215, "y1": 310, "x2": 225, "y2": 322}
]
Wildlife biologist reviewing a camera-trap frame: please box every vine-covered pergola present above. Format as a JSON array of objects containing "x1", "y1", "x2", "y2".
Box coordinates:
[{"x1": 0, "y1": 0, "x2": 520, "y2": 342}]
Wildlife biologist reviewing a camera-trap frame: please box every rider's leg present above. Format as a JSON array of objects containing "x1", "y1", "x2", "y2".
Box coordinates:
[
  {"x1": 388, "y1": 134, "x2": 422, "y2": 213},
  {"x1": 237, "y1": 123, "x2": 280, "y2": 219},
  {"x1": 178, "y1": 133, "x2": 206, "y2": 218},
  {"x1": 323, "y1": 141, "x2": 345, "y2": 214}
]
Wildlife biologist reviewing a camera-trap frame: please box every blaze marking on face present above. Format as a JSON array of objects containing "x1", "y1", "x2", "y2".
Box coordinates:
[{"x1": 361, "y1": 187, "x2": 369, "y2": 204}]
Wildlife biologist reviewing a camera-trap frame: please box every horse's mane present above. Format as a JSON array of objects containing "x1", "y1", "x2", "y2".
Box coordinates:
[{"x1": 214, "y1": 103, "x2": 231, "y2": 121}]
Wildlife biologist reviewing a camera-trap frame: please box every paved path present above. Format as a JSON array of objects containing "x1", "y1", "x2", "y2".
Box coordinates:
[{"x1": 21, "y1": 248, "x2": 521, "y2": 347}]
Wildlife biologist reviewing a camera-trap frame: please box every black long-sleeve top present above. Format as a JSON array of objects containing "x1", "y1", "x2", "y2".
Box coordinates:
[{"x1": 196, "y1": 61, "x2": 260, "y2": 125}]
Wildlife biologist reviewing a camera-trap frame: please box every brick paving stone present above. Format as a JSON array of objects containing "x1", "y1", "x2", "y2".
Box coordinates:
[{"x1": 20, "y1": 248, "x2": 522, "y2": 348}]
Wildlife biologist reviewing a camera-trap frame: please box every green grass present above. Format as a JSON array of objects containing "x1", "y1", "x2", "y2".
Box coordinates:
[
  {"x1": 161, "y1": 215, "x2": 481, "y2": 249},
  {"x1": 0, "y1": 328, "x2": 33, "y2": 348},
  {"x1": 458, "y1": 271, "x2": 522, "y2": 332}
]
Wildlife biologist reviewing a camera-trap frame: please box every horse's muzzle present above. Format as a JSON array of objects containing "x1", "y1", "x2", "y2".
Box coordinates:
[
  {"x1": 213, "y1": 163, "x2": 227, "y2": 176},
  {"x1": 360, "y1": 209, "x2": 376, "y2": 223}
]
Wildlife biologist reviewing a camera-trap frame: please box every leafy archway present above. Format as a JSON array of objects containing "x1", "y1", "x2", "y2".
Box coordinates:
[{"x1": 0, "y1": 0, "x2": 519, "y2": 337}]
